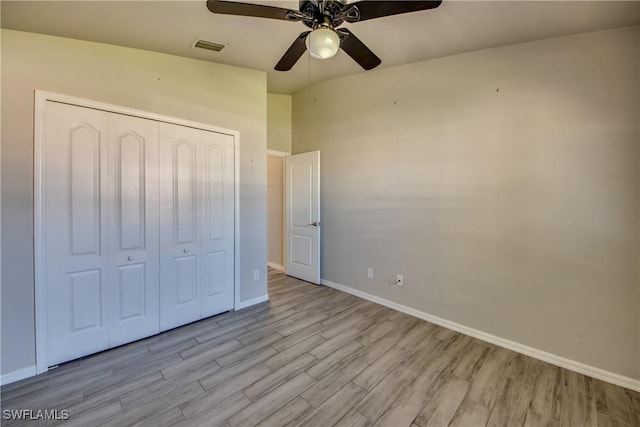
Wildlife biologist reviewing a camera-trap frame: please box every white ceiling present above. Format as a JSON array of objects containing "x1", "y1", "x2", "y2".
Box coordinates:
[{"x1": 2, "y1": 1, "x2": 640, "y2": 94}]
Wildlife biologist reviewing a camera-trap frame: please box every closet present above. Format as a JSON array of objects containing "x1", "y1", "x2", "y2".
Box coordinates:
[{"x1": 38, "y1": 98, "x2": 236, "y2": 368}]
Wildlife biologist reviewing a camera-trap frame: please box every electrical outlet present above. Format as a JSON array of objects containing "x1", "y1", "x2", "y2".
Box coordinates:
[
  {"x1": 396, "y1": 274, "x2": 404, "y2": 287},
  {"x1": 367, "y1": 268, "x2": 374, "y2": 279},
  {"x1": 253, "y1": 270, "x2": 259, "y2": 280}
]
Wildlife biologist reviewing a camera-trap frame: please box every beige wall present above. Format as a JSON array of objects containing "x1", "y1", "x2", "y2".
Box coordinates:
[
  {"x1": 1, "y1": 30, "x2": 268, "y2": 376},
  {"x1": 292, "y1": 26, "x2": 640, "y2": 380},
  {"x1": 267, "y1": 155, "x2": 284, "y2": 267},
  {"x1": 267, "y1": 93, "x2": 292, "y2": 153}
]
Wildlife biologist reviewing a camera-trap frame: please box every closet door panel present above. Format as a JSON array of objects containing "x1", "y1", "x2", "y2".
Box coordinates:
[
  {"x1": 44, "y1": 102, "x2": 110, "y2": 366},
  {"x1": 107, "y1": 113, "x2": 160, "y2": 346},
  {"x1": 199, "y1": 131, "x2": 235, "y2": 317},
  {"x1": 159, "y1": 123, "x2": 202, "y2": 330}
]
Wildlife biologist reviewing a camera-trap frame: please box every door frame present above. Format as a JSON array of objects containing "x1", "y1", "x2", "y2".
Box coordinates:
[{"x1": 34, "y1": 90, "x2": 241, "y2": 374}]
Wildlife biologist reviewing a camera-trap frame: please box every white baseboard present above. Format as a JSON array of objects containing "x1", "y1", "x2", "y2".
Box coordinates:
[
  {"x1": 267, "y1": 262, "x2": 284, "y2": 271},
  {"x1": 321, "y1": 279, "x2": 640, "y2": 392},
  {"x1": 1, "y1": 366, "x2": 37, "y2": 386},
  {"x1": 236, "y1": 294, "x2": 269, "y2": 310}
]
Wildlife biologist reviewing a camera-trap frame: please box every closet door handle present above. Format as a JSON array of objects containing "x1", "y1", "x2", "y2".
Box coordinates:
[
  {"x1": 127, "y1": 256, "x2": 134, "y2": 261},
  {"x1": 183, "y1": 249, "x2": 189, "y2": 254}
]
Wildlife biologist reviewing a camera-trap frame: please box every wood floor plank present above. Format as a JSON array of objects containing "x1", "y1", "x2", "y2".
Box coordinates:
[
  {"x1": 594, "y1": 379, "x2": 633, "y2": 424},
  {"x1": 255, "y1": 397, "x2": 313, "y2": 427},
  {"x1": 277, "y1": 313, "x2": 330, "y2": 337},
  {"x1": 559, "y1": 388, "x2": 597, "y2": 427},
  {"x1": 82, "y1": 369, "x2": 163, "y2": 402},
  {"x1": 215, "y1": 333, "x2": 284, "y2": 367},
  {"x1": 297, "y1": 382, "x2": 367, "y2": 427},
  {"x1": 179, "y1": 331, "x2": 243, "y2": 359},
  {"x1": 523, "y1": 410, "x2": 560, "y2": 427},
  {"x1": 118, "y1": 375, "x2": 205, "y2": 414},
  {"x1": 505, "y1": 353, "x2": 545, "y2": 386},
  {"x1": 48, "y1": 364, "x2": 113, "y2": 390},
  {"x1": 352, "y1": 347, "x2": 406, "y2": 391},
  {"x1": 306, "y1": 341, "x2": 364, "y2": 380},
  {"x1": 264, "y1": 334, "x2": 326, "y2": 371},
  {"x1": 463, "y1": 346, "x2": 512, "y2": 411},
  {"x1": 452, "y1": 342, "x2": 491, "y2": 381},
  {"x1": 486, "y1": 378, "x2": 534, "y2": 427},
  {"x1": 309, "y1": 327, "x2": 362, "y2": 359},
  {"x1": 530, "y1": 363, "x2": 562, "y2": 423},
  {"x1": 271, "y1": 321, "x2": 328, "y2": 352},
  {"x1": 198, "y1": 348, "x2": 278, "y2": 391},
  {"x1": 177, "y1": 392, "x2": 251, "y2": 426},
  {"x1": 182, "y1": 364, "x2": 272, "y2": 418},
  {"x1": 356, "y1": 330, "x2": 405, "y2": 364},
  {"x1": 355, "y1": 364, "x2": 418, "y2": 422},
  {"x1": 334, "y1": 409, "x2": 371, "y2": 427},
  {"x1": 109, "y1": 350, "x2": 182, "y2": 378},
  {"x1": 115, "y1": 405, "x2": 186, "y2": 427},
  {"x1": 414, "y1": 377, "x2": 469, "y2": 427},
  {"x1": 597, "y1": 413, "x2": 632, "y2": 427},
  {"x1": 50, "y1": 400, "x2": 122, "y2": 427},
  {"x1": 372, "y1": 387, "x2": 427, "y2": 427},
  {"x1": 449, "y1": 400, "x2": 491, "y2": 427},
  {"x1": 319, "y1": 314, "x2": 366, "y2": 340},
  {"x1": 301, "y1": 358, "x2": 370, "y2": 408},
  {"x1": 147, "y1": 335, "x2": 199, "y2": 354},
  {"x1": 243, "y1": 353, "x2": 318, "y2": 402},
  {"x1": 193, "y1": 319, "x2": 255, "y2": 343},
  {"x1": 161, "y1": 346, "x2": 225, "y2": 380},
  {"x1": 226, "y1": 372, "x2": 316, "y2": 427},
  {"x1": 624, "y1": 389, "x2": 640, "y2": 427}
]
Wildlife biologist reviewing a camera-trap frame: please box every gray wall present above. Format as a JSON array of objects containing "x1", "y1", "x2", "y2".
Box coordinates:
[
  {"x1": 1, "y1": 30, "x2": 268, "y2": 376},
  {"x1": 292, "y1": 26, "x2": 640, "y2": 380},
  {"x1": 267, "y1": 93, "x2": 292, "y2": 153}
]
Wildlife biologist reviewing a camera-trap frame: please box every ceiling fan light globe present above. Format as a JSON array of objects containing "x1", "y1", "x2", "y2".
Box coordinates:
[{"x1": 308, "y1": 27, "x2": 340, "y2": 59}]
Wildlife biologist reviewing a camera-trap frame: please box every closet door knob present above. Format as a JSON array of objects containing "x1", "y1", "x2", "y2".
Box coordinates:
[
  {"x1": 183, "y1": 249, "x2": 189, "y2": 253},
  {"x1": 127, "y1": 256, "x2": 134, "y2": 261}
]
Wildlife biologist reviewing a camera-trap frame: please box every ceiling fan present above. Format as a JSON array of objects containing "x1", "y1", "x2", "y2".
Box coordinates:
[{"x1": 206, "y1": 0, "x2": 442, "y2": 71}]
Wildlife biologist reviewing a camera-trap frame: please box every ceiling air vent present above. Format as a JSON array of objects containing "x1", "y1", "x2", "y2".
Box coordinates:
[{"x1": 192, "y1": 38, "x2": 227, "y2": 53}]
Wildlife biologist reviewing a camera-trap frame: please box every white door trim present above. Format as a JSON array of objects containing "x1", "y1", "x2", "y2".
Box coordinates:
[{"x1": 34, "y1": 90, "x2": 241, "y2": 374}]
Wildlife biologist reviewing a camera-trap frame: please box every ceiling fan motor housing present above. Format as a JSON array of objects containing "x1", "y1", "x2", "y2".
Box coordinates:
[{"x1": 298, "y1": 0, "x2": 358, "y2": 30}]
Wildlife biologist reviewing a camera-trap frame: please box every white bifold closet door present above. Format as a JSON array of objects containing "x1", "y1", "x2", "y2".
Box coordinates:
[
  {"x1": 45, "y1": 102, "x2": 160, "y2": 366},
  {"x1": 42, "y1": 101, "x2": 234, "y2": 367},
  {"x1": 158, "y1": 123, "x2": 235, "y2": 331}
]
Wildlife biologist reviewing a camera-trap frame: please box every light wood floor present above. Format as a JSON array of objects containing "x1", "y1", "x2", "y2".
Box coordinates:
[{"x1": 2, "y1": 269, "x2": 639, "y2": 426}]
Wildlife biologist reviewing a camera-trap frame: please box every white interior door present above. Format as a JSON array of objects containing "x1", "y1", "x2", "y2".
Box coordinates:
[
  {"x1": 159, "y1": 123, "x2": 235, "y2": 330},
  {"x1": 44, "y1": 102, "x2": 110, "y2": 366},
  {"x1": 285, "y1": 151, "x2": 320, "y2": 284},
  {"x1": 106, "y1": 113, "x2": 160, "y2": 347}
]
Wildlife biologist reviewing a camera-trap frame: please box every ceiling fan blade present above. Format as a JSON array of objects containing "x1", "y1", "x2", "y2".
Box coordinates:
[
  {"x1": 206, "y1": 0, "x2": 297, "y2": 20},
  {"x1": 275, "y1": 32, "x2": 310, "y2": 71},
  {"x1": 338, "y1": 28, "x2": 381, "y2": 70},
  {"x1": 346, "y1": 1, "x2": 442, "y2": 22}
]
